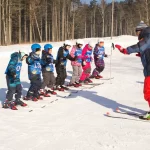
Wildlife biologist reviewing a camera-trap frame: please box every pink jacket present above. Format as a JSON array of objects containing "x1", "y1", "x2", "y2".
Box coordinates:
[
  {"x1": 70, "y1": 45, "x2": 82, "y2": 66},
  {"x1": 82, "y1": 44, "x2": 93, "y2": 62}
]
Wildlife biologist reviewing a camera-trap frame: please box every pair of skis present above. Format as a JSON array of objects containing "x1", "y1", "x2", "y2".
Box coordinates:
[
  {"x1": 56, "y1": 82, "x2": 104, "y2": 98},
  {"x1": 105, "y1": 109, "x2": 150, "y2": 122}
]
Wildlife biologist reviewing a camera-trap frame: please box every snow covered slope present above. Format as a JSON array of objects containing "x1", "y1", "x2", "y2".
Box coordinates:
[{"x1": 0, "y1": 35, "x2": 149, "y2": 150}]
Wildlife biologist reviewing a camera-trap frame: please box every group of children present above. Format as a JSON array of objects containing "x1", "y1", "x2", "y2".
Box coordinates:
[{"x1": 3, "y1": 39, "x2": 107, "y2": 110}]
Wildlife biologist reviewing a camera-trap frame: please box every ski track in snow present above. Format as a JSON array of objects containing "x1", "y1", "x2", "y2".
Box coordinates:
[{"x1": 0, "y1": 35, "x2": 150, "y2": 150}]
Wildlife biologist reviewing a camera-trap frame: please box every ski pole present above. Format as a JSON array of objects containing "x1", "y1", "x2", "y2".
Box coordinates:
[{"x1": 110, "y1": 43, "x2": 115, "y2": 84}]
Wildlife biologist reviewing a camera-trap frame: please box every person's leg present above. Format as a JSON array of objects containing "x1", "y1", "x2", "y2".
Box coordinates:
[
  {"x1": 77, "y1": 66, "x2": 82, "y2": 82},
  {"x1": 47, "y1": 72, "x2": 57, "y2": 95},
  {"x1": 144, "y1": 76, "x2": 150, "y2": 107},
  {"x1": 91, "y1": 67, "x2": 99, "y2": 77},
  {"x1": 80, "y1": 64, "x2": 88, "y2": 81},
  {"x1": 15, "y1": 84, "x2": 27, "y2": 106},
  {"x1": 34, "y1": 75, "x2": 42, "y2": 99},
  {"x1": 15, "y1": 84, "x2": 22, "y2": 100},
  {"x1": 60, "y1": 68, "x2": 69, "y2": 90},
  {"x1": 70, "y1": 66, "x2": 78, "y2": 84},
  {"x1": 60, "y1": 67, "x2": 67, "y2": 86},
  {"x1": 48, "y1": 72, "x2": 56, "y2": 89},
  {"x1": 4, "y1": 76, "x2": 17, "y2": 109},
  {"x1": 41, "y1": 72, "x2": 50, "y2": 90},
  {"x1": 55, "y1": 66, "x2": 62, "y2": 86},
  {"x1": 26, "y1": 81, "x2": 35, "y2": 98},
  {"x1": 6, "y1": 75, "x2": 16, "y2": 101},
  {"x1": 85, "y1": 63, "x2": 91, "y2": 79}
]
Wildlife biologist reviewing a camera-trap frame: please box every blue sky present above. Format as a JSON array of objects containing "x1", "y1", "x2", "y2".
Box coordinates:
[{"x1": 81, "y1": 0, "x2": 125, "y2": 3}]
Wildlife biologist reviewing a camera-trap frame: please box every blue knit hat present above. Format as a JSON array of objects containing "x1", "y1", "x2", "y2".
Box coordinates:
[{"x1": 136, "y1": 21, "x2": 148, "y2": 31}]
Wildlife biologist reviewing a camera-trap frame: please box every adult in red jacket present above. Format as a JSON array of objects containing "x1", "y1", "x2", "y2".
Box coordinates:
[{"x1": 115, "y1": 21, "x2": 150, "y2": 119}]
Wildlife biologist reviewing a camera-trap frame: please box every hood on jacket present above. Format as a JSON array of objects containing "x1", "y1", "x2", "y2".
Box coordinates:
[{"x1": 82, "y1": 44, "x2": 92, "y2": 56}]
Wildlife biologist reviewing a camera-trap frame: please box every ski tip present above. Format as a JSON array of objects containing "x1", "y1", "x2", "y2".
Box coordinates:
[
  {"x1": 116, "y1": 108, "x2": 120, "y2": 112},
  {"x1": 106, "y1": 112, "x2": 110, "y2": 116}
]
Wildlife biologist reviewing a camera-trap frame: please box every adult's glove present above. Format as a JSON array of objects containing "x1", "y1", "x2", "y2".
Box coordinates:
[
  {"x1": 136, "y1": 52, "x2": 141, "y2": 57},
  {"x1": 115, "y1": 44, "x2": 128, "y2": 54}
]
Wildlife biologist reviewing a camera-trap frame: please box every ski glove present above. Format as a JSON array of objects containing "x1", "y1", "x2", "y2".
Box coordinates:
[
  {"x1": 104, "y1": 54, "x2": 108, "y2": 57},
  {"x1": 115, "y1": 44, "x2": 128, "y2": 54},
  {"x1": 136, "y1": 52, "x2": 141, "y2": 57}
]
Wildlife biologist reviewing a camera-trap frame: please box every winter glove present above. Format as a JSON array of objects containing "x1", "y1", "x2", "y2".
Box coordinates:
[
  {"x1": 136, "y1": 52, "x2": 141, "y2": 57},
  {"x1": 13, "y1": 74, "x2": 17, "y2": 79},
  {"x1": 10, "y1": 70, "x2": 17, "y2": 78},
  {"x1": 104, "y1": 54, "x2": 108, "y2": 57},
  {"x1": 74, "y1": 56, "x2": 78, "y2": 61},
  {"x1": 115, "y1": 44, "x2": 128, "y2": 54}
]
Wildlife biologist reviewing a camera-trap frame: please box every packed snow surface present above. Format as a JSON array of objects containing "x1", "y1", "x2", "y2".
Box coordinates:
[{"x1": 0, "y1": 36, "x2": 149, "y2": 150}]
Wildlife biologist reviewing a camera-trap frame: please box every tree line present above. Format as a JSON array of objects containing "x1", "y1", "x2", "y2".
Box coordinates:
[{"x1": 0, "y1": 0, "x2": 149, "y2": 45}]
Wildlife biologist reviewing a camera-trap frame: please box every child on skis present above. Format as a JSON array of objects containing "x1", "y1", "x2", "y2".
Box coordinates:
[
  {"x1": 3, "y1": 51, "x2": 28, "y2": 110},
  {"x1": 40, "y1": 44, "x2": 57, "y2": 96},
  {"x1": 90, "y1": 39, "x2": 108, "y2": 79},
  {"x1": 79, "y1": 41, "x2": 95, "y2": 84},
  {"x1": 68, "y1": 39, "x2": 84, "y2": 87},
  {"x1": 115, "y1": 21, "x2": 150, "y2": 119},
  {"x1": 24, "y1": 43, "x2": 42, "y2": 101},
  {"x1": 55, "y1": 40, "x2": 77, "y2": 91}
]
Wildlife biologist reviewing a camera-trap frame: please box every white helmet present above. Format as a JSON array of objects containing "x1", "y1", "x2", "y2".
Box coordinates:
[
  {"x1": 76, "y1": 39, "x2": 84, "y2": 45},
  {"x1": 88, "y1": 41, "x2": 95, "y2": 48},
  {"x1": 64, "y1": 40, "x2": 72, "y2": 46},
  {"x1": 98, "y1": 38, "x2": 104, "y2": 43}
]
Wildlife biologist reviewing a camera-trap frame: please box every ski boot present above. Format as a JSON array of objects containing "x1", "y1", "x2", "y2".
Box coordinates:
[
  {"x1": 9, "y1": 101, "x2": 18, "y2": 110},
  {"x1": 3, "y1": 100, "x2": 10, "y2": 109},
  {"x1": 97, "y1": 75, "x2": 103, "y2": 79},
  {"x1": 40, "y1": 89, "x2": 50, "y2": 97},
  {"x1": 86, "y1": 78, "x2": 93, "y2": 83},
  {"x1": 68, "y1": 83, "x2": 79, "y2": 88},
  {"x1": 44, "y1": 92, "x2": 51, "y2": 97},
  {"x1": 47, "y1": 89, "x2": 57, "y2": 95},
  {"x1": 15, "y1": 99, "x2": 27, "y2": 107},
  {"x1": 95, "y1": 76, "x2": 100, "y2": 79},
  {"x1": 23, "y1": 96, "x2": 32, "y2": 101},
  {"x1": 75, "y1": 81, "x2": 82, "y2": 86},
  {"x1": 89, "y1": 75, "x2": 95, "y2": 79},
  {"x1": 61, "y1": 85, "x2": 69, "y2": 90},
  {"x1": 79, "y1": 80, "x2": 88, "y2": 85},
  {"x1": 40, "y1": 89, "x2": 45, "y2": 96},
  {"x1": 37, "y1": 95, "x2": 43, "y2": 100},
  {"x1": 32, "y1": 97, "x2": 38, "y2": 102},
  {"x1": 139, "y1": 112, "x2": 150, "y2": 120},
  {"x1": 53, "y1": 86, "x2": 64, "y2": 91},
  {"x1": 3, "y1": 100, "x2": 18, "y2": 110}
]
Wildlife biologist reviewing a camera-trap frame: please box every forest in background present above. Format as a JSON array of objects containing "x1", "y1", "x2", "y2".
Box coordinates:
[{"x1": 0, "y1": 0, "x2": 149, "y2": 45}]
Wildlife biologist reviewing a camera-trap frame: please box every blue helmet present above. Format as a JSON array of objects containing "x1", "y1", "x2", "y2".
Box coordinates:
[
  {"x1": 31, "y1": 43, "x2": 41, "y2": 52},
  {"x1": 44, "y1": 44, "x2": 53, "y2": 52}
]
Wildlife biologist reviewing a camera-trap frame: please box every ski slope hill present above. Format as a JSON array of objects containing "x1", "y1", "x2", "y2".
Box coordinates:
[{"x1": 0, "y1": 35, "x2": 149, "y2": 150}]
